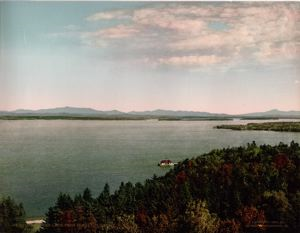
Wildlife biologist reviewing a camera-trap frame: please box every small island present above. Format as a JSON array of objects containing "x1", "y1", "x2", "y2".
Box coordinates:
[{"x1": 215, "y1": 121, "x2": 300, "y2": 132}]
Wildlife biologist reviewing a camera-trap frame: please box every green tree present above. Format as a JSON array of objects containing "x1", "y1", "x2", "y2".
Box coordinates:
[
  {"x1": 97, "y1": 183, "x2": 112, "y2": 223},
  {"x1": 0, "y1": 197, "x2": 30, "y2": 233}
]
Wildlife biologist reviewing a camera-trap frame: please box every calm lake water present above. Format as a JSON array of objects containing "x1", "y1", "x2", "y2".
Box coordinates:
[{"x1": 0, "y1": 119, "x2": 299, "y2": 217}]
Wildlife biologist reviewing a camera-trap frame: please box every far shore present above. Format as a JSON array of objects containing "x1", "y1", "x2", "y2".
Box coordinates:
[
  {"x1": 215, "y1": 121, "x2": 300, "y2": 132},
  {"x1": 1, "y1": 115, "x2": 300, "y2": 121}
]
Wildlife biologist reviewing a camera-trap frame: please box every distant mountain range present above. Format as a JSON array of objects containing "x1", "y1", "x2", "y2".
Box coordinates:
[
  {"x1": 0, "y1": 107, "x2": 300, "y2": 118},
  {"x1": 240, "y1": 109, "x2": 300, "y2": 117},
  {"x1": 128, "y1": 109, "x2": 228, "y2": 117},
  {"x1": 10, "y1": 107, "x2": 124, "y2": 116}
]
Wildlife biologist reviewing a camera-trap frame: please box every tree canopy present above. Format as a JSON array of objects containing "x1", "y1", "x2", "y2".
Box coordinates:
[
  {"x1": 37, "y1": 141, "x2": 300, "y2": 233},
  {"x1": 0, "y1": 197, "x2": 30, "y2": 233}
]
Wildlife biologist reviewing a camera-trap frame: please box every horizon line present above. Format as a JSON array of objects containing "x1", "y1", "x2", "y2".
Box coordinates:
[{"x1": 1, "y1": 106, "x2": 300, "y2": 116}]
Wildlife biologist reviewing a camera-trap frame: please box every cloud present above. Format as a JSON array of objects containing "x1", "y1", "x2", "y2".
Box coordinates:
[
  {"x1": 295, "y1": 80, "x2": 300, "y2": 85},
  {"x1": 81, "y1": 25, "x2": 139, "y2": 48},
  {"x1": 255, "y1": 42, "x2": 300, "y2": 62},
  {"x1": 158, "y1": 55, "x2": 227, "y2": 66},
  {"x1": 93, "y1": 25, "x2": 139, "y2": 39},
  {"x1": 81, "y1": 3, "x2": 300, "y2": 68},
  {"x1": 132, "y1": 8, "x2": 207, "y2": 34},
  {"x1": 86, "y1": 10, "x2": 130, "y2": 21}
]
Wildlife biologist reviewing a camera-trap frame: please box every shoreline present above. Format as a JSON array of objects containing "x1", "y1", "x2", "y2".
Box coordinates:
[{"x1": 26, "y1": 219, "x2": 45, "y2": 225}]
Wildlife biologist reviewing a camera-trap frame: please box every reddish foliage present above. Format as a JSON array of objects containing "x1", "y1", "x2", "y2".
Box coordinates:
[
  {"x1": 218, "y1": 163, "x2": 233, "y2": 185},
  {"x1": 176, "y1": 171, "x2": 187, "y2": 184},
  {"x1": 75, "y1": 206, "x2": 85, "y2": 223},
  {"x1": 256, "y1": 210, "x2": 266, "y2": 225},
  {"x1": 136, "y1": 209, "x2": 148, "y2": 226},
  {"x1": 222, "y1": 163, "x2": 233, "y2": 177},
  {"x1": 61, "y1": 209, "x2": 74, "y2": 224},
  {"x1": 87, "y1": 212, "x2": 97, "y2": 232},
  {"x1": 160, "y1": 160, "x2": 172, "y2": 164},
  {"x1": 88, "y1": 212, "x2": 97, "y2": 223},
  {"x1": 237, "y1": 206, "x2": 256, "y2": 225},
  {"x1": 218, "y1": 219, "x2": 240, "y2": 233},
  {"x1": 236, "y1": 206, "x2": 265, "y2": 227},
  {"x1": 250, "y1": 162, "x2": 260, "y2": 175},
  {"x1": 274, "y1": 153, "x2": 289, "y2": 169},
  {"x1": 156, "y1": 213, "x2": 169, "y2": 232}
]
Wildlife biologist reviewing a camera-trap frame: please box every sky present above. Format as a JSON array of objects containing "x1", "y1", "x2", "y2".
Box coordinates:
[{"x1": 0, "y1": 1, "x2": 299, "y2": 114}]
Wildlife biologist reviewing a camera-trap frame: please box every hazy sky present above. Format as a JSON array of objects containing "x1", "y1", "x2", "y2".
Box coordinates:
[{"x1": 0, "y1": 1, "x2": 299, "y2": 114}]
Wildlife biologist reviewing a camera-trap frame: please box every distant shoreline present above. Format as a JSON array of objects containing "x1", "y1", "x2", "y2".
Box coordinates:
[
  {"x1": 1, "y1": 115, "x2": 300, "y2": 121},
  {"x1": 215, "y1": 121, "x2": 300, "y2": 132},
  {"x1": 0, "y1": 115, "x2": 233, "y2": 121}
]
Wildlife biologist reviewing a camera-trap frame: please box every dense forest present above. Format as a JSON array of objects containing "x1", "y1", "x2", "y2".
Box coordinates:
[
  {"x1": 0, "y1": 197, "x2": 30, "y2": 233},
  {"x1": 32, "y1": 141, "x2": 300, "y2": 233},
  {"x1": 215, "y1": 122, "x2": 300, "y2": 132}
]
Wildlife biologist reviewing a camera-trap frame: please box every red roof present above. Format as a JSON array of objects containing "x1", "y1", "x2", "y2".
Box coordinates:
[{"x1": 160, "y1": 160, "x2": 172, "y2": 164}]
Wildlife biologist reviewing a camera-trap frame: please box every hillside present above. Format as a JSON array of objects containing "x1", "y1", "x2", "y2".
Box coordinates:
[{"x1": 38, "y1": 142, "x2": 300, "y2": 233}]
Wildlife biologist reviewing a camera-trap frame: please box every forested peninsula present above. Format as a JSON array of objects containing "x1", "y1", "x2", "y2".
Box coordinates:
[{"x1": 216, "y1": 122, "x2": 300, "y2": 132}]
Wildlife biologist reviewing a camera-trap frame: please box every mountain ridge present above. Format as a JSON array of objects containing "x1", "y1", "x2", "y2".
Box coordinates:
[
  {"x1": 1, "y1": 107, "x2": 300, "y2": 118},
  {"x1": 241, "y1": 109, "x2": 300, "y2": 117}
]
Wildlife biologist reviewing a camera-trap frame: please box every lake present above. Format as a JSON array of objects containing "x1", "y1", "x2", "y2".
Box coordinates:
[{"x1": 0, "y1": 119, "x2": 299, "y2": 217}]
